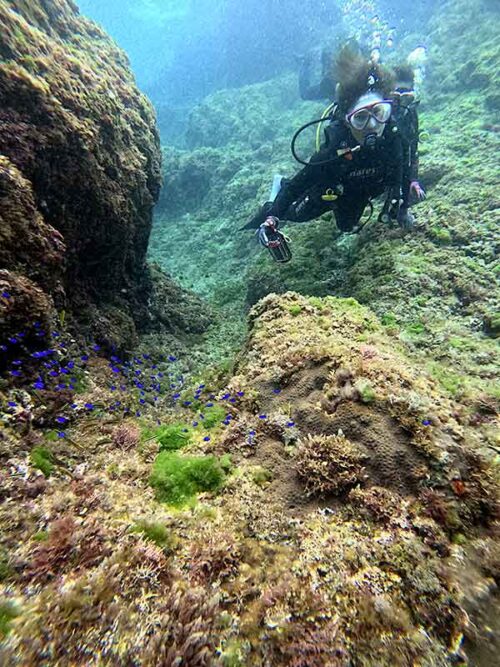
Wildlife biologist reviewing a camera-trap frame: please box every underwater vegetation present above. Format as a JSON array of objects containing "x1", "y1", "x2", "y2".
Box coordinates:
[
  {"x1": 1, "y1": 291, "x2": 499, "y2": 665},
  {"x1": 0, "y1": 0, "x2": 499, "y2": 665}
]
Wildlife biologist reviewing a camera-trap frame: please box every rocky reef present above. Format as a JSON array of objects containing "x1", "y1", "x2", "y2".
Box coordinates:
[
  {"x1": 1, "y1": 293, "x2": 498, "y2": 665},
  {"x1": 0, "y1": 0, "x2": 210, "y2": 353},
  {"x1": 0, "y1": 0, "x2": 499, "y2": 663}
]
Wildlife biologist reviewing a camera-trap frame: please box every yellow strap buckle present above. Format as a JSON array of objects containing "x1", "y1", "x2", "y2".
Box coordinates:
[{"x1": 322, "y1": 188, "x2": 338, "y2": 202}]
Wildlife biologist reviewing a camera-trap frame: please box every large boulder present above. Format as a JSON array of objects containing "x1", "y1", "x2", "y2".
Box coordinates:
[{"x1": 0, "y1": 0, "x2": 162, "y2": 349}]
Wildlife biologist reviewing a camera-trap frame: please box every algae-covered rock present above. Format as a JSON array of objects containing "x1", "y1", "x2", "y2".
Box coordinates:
[{"x1": 0, "y1": 0, "x2": 162, "y2": 344}]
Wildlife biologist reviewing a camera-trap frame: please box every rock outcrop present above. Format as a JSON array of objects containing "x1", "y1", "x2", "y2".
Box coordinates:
[
  {"x1": 0, "y1": 0, "x2": 173, "y2": 352},
  {"x1": 1, "y1": 292, "x2": 498, "y2": 665}
]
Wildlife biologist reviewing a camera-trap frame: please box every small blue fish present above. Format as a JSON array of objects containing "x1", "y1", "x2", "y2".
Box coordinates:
[
  {"x1": 168, "y1": 355, "x2": 177, "y2": 362},
  {"x1": 93, "y1": 344, "x2": 101, "y2": 352},
  {"x1": 2, "y1": 291, "x2": 11, "y2": 298},
  {"x1": 8, "y1": 401, "x2": 17, "y2": 407},
  {"x1": 56, "y1": 416, "x2": 68, "y2": 424},
  {"x1": 237, "y1": 391, "x2": 245, "y2": 397},
  {"x1": 10, "y1": 370, "x2": 22, "y2": 377},
  {"x1": 206, "y1": 402, "x2": 214, "y2": 407},
  {"x1": 81, "y1": 355, "x2": 89, "y2": 362},
  {"x1": 273, "y1": 389, "x2": 281, "y2": 394},
  {"x1": 57, "y1": 432, "x2": 66, "y2": 438},
  {"x1": 84, "y1": 403, "x2": 94, "y2": 410},
  {"x1": 286, "y1": 421, "x2": 295, "y2": 428},
  {"x1": 203, "y1": 436, "x2": 211, "y2": 442},
  {"x1": 33, "y1": 381, "x2": 45, "y2": 390},
  {"x1": 259, "y1": 415, "x2": 267, "y2": 420}
]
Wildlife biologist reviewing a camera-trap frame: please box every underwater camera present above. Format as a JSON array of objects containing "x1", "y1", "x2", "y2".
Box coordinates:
[
  {"x1": 264, "y1": 227, "x2": 292, "y2": 263},
  {"x1": 258, "y1": 214, "x2": 292, "y2": 263}
]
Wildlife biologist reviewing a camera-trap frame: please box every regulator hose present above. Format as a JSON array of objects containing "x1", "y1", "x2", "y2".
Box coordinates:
[{"x1": 291, "y1": 109, "x2": 345, "y2": 167}]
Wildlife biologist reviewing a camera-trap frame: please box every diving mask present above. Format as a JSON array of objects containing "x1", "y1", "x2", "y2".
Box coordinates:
[{"x1": 346, "y1": 101, "x2": 392, "y2": 131}]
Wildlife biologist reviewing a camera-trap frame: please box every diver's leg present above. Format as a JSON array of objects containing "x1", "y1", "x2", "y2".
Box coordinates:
[
  {"x1": 283, "y1": 189, "x2": 333, "y2": 223},
  {"x1": 333, "y1": 195, "x2": 369, "y2": 232}
]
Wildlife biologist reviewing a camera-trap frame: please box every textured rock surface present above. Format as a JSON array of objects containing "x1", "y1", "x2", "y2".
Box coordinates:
[
  {"x1": 0, "y1": 0, "x2": 164, "y2": 348},
  {"x1": 1, "y1": 292, "x2": 498, "y2": 665}
]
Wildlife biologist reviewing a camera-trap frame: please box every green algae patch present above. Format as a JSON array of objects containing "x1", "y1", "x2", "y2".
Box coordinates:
[
  {"x1": 0, "y1": 601, "x2": 19, "y2": 639},
  {"x1": 0, "y1": 549, "x2": 13, "y2": 582},
  {"x1": 142, "y1": 423, "x2": 192, "y2": 451},
  {"x1": 30, "y1": 446, "x2": 55, "y2": 477},
  {"x1": 356, "y1": 380, "x2": 377, "y2": 404},
  {"x1": 201, "y1": 404, "x2": 227, "y2": 429},
  {"x1": 149, "y1": 452, "x2": 227, "y2": 506},
  {"x1": 288, "y1": 304, "x2": 302, "y2": 317},
  {"x1": 130, "y1": 520, "x2": 175, "y2": 549}
]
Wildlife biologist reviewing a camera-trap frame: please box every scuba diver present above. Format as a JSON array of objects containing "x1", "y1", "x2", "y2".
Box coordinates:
[
  {"x1": 391, "y1": 64, "x2": 426, "y2": 227},
  {"x1": 244, "y1": 44, "x2": 411, "y2": 261},
  {"x1": 298, "y1": 47, "x2": 337, "y2": 102}
]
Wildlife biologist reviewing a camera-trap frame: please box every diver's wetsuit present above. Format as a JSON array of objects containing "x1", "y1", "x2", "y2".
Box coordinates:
[
  {"x1": 393, "y1": 102, "x2": 420, "y2": 209},
  {"x1": 246, "y1": 119, "x2": 403, "y2": 232}
]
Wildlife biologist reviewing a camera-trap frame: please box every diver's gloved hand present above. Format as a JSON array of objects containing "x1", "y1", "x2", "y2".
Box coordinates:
[
  {"x1": 410, "y1": 181, "x2": 426, "y2": 201},
  {"x1": 241, "y1": 202, "x2": 274, "y2": 231},
  {"x1": 397, "y1": 207, "x2": 416, "y2": 230},
  {"x1": 258, "y1": 216, "x2": 280, "y2": 247}
]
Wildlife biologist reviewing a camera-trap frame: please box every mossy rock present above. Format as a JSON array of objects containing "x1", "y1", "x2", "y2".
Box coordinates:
[
  {"x1": 30, "y1": 446, "x2": 55, "y2": 477},
  {"x1": 0, "y1": 601, "x2": 19, "y2": 640},
  {"x1": 143, "y1": 423, "x2": 192, "y2": 451},
  {"x1": 130, "y1": 520, "x2": 176, "y2": 549},
  {"x1": 149, "y1": 452, "x2": 227, "y2": 506}
]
